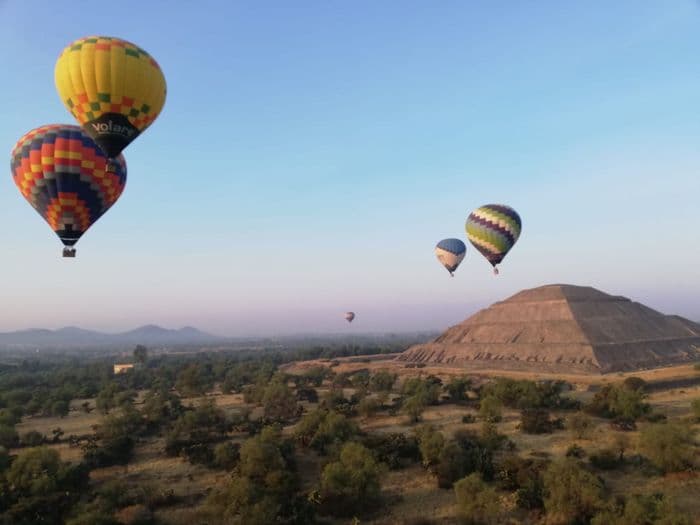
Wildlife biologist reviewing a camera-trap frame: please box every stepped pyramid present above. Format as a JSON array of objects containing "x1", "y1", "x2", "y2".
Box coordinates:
[{"x1": 398, "y1": 284, "x2": 700, "y2": 374}]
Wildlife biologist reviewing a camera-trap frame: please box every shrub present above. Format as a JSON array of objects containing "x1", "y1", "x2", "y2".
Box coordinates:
[
  {"x1": 213, "y1": 442, "x2": 240, "y2": 470},
  {"x1": 591, "y1": 493, "x2": 691, "y2": 525},
  {"x1": 444, "y1": 376, "x2": 472, "y2": 403},
  {"x1": 691, "y1": 398, "x2": 700, "y2": 422},
  {"x1": 320, "y1": 442, "x2": 382, "y2": 517},
  {"x1": 638, "y1": 422, "x2": 696, "y2": 473},
  {"x1": 543, "y1": 458, "x2": 605, "y2": 524},
  {"x1": 416, "y1": 425, "x2": 445, "y2": 467},
  {"x1": 454, "y1": 473, "x2": 502, "y2": 524},
  {"x1": 462, "y1": 414, "x2": 476, "y2": 424},
  {"x1": 402, "y1": 394, "x2": 427, "y2": 424},
  {"x1": 20, "y1": 430, "x2": 45, "y2": 447},
  {"x1": 520, "y1": 408, "x2": 554, "y2": 434},
  {"x1": 478, "y1": 396, "x2": 502, "y2": 423},
  {"x1": 566, "y1": 444, "x2": 586, "y2": 458},
  {"x1": 362, "y1": 432, "x2": 420, "y2": 470},
  {"x1": 568, "y1": 411, "x2": 593, "y2": 439},
  {"x1": 0, "y1": 424, "x2": 19, "y2": 448},
  {"x1": 589, "y1": 448, "x2": 622, "y2": 470}
]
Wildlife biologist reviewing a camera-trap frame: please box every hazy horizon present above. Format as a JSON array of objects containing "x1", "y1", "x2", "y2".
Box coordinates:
[{"x1": 2, "y1": 2, "x2": 699, "y2": 334}]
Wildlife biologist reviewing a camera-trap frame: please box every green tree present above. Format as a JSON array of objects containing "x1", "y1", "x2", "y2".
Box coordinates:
[
  {"x1": 691, "y1": 398, "x2": 700, "y2": 422},
  {"x1": 402, "y1": 394, "x2": 427, "y2": 424},
  {"x1": 358, "y1": 396, "x2": 380, "y2": 418},
  {"x1": 213, "y1": 442, "x2": 240, "y2": 470},
  {"x1": 543, "y1": 458, "x2": 605, "y2": 524},
  {"x1": 320, "y1": 442, "x2": 382, "y2": 517},
  {"x1": 0, "y1": 424, "x2": 19, "y2": 448},
  {"x1": 520, "y1": 408, "x2": 554, "y2": 434},
  {"x1": 445, "y1": 376, "x2": 472, "y2": 403},
  {"x1": 638, "y1": 422, "x2": 695, "y2": 473},
  {"x1": 416, "y1": 425, "x2": 445, "y2": 467},
  {"x1": 370, "y1": 370, "x2": 397, "y2": 392},
  {"x1": 6, "y1": 446, "x2": 61, "y2": 495},
  {"x1": 262, "y1": 379, "x2": 299, "y2": 422},
  {"x1": 454, "y1": 473, "x2": 502, "y2": 525},
  {"x1": 479, "y1": 396, "x2": 502, "y2": 423},
  {"x1": 133, "y1": 345, "x2": 148, "y2": 364}
]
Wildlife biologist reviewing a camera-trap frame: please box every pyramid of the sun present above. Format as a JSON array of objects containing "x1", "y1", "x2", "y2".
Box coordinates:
[{"x1": 398, "y1": 284, "x2": 700, "y2": 374}]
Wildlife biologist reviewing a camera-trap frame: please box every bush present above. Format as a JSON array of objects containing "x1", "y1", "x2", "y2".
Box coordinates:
[
  {"x1": 320, "y1": 442, "x2": 382, "y2": 517},
  {"x1": 566, "y1": 444, "x2": 586, "y2": 458},
  {"x1": 358, "y1": 396, "x2": 380, "y2": 418},
  {"x1": 638, "y1": 422, "x2": 696, "y2": 473},
  {"x1": 213, "y1": 442, "x2": 240, "y2": 470},
  {"x1": 462, "y1": 414, "x2": 476, "y2": 424},
  {"x1": 362, "y1": 432, "x2": 420, "y2": 469},
  {"x1": 591, "y1": 493, "x2": 691, "y2": 525},
  {"x1": 416, "y1": 425, "x2": 445, "y2": 467},
  {"x1": 262, "y1": 378, "x2": 300, "y2": 422},
  {"x1": 520, "y1": 408, "x2": 554, "y2": 434},
  {"x1": 691, "y1": 398, "x2": 700, "y2": 422},
  {"x1": 587, "y1": 383, "x2": 650, "y2": 421},
  {"x1": 589, "y1": 449, "x2": 622, "y2": 470},
  {"x1": 20, "y1": 430, "x2": 45, "y2": 447},
  {"x1": 568, "y1": 411, "x2": 593, "y2": 439},
  {"x1": 294, "y1": 409, "x2": 359, "y2": 454},
  {"x1": 435, "y1": 431, "x2": 494, "y2": 488},
  {"x1": 0, "y1": 424, "x2": 19, "y2": 448},
  {"x1": 370, "y1": 370, "x2": 397, "y2": 392},
  {"x1": 444, "y1": 376, "x2": 472, "y2": 403},
  {"x1": 402, "y1": 394, "x2": 427, "y2": 424},
  {"x1": 478, "y1": 396, "x2": 502, "y2": 423},
  {"x1": 543, "y1": 458, "x2": 605, "y2": 524},
  {"x1": 454, "y1": 473, "x2": 502, "y2": 524}
]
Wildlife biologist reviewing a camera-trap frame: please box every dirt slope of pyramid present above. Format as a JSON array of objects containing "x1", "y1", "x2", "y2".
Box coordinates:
[{"x1": 398, "y1": 284, "x2": 700, "y2": 374}]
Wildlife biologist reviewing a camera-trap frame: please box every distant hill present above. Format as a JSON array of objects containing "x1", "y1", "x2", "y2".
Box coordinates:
[{"x1": 0, "y1": 325, "x2": 224, "y2": 348}]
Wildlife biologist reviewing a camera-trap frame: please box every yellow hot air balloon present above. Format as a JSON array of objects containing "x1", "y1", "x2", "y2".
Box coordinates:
[{"x1": 55, "y1": 36, "x2": 166, "y2": 159}]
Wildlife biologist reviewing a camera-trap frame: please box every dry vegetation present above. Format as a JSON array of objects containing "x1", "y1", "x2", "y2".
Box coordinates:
[{"x1": 3, "y1": 349, "x2": 700, "y2": 525}]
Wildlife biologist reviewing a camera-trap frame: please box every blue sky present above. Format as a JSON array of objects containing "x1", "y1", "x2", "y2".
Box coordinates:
[{"x1": 1, "y1": 1, "x2": 699, "y2": 335}]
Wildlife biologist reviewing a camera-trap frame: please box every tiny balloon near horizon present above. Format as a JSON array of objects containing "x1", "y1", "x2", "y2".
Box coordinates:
[{"x1": 344, "y1": 312, "x2": 355, "y2": 323}]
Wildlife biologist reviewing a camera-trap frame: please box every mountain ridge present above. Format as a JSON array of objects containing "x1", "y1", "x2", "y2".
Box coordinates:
[{"x1": 0, "y1": 324, "x2": 224, "y2": 347}]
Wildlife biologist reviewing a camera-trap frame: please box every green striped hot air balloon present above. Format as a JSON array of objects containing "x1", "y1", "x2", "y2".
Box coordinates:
[{"x1": 466, "y1": 204, "x2": 522, "y2": 275}]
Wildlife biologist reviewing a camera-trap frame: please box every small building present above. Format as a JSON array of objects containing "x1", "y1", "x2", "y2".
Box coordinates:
[{"x1": 113, "y1": 363, "x2": 135, "y2": 375}]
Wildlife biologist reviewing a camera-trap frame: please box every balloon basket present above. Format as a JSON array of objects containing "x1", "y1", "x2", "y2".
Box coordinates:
[{"x1": 62, "y1": 248, "x2": 76, "y2": 258}]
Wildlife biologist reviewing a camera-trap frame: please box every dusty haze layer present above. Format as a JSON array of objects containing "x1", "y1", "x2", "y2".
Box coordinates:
[{"x1": 398, "y1": 284, "x2": 700, "y2": 374}]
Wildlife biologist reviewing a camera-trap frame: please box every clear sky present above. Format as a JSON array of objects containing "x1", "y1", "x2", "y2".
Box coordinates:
[{"x1": 1, "y1": 1, "x2": 699, "y2": 335}]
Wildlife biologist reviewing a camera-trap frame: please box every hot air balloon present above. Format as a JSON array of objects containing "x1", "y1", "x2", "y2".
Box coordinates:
[
  {"x1": 466, "y1": 204, "x2": 521, "y2": 275},
  {"x1": 54, "y1": 36, "x2": 166, "y2": 160},
  {"x1": 11, "y1": 124, "x2": 127, "y2": 257},
  {"x1": 345, "y1": 312, "x2": 355, "y2": 323},
  {"x1": 435, "y1": 238, "x2": 467, "y2": 276}
]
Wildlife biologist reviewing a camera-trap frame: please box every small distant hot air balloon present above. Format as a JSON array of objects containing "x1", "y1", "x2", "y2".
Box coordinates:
[
  {"x1": 435, "y1": 238, "x2": 467, "y2": 276},
  {"x1": 11, "y1": 124, "x2": 127, "y2": 257},
  {"x1": 54, "y1": 36, "x2": 167, "y2": 160},
  {"x1": 466, "y1": 204, "x2": 522, "y2": 275},
  {"x1": 344, "y1": 312, "x2": 355, "y2": 323}
]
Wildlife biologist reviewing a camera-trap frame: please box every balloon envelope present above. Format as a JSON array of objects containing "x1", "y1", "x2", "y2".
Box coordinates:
[
  {"x1": 466, "y1": 204, "x2": 522, "y2": 269},
  {"x1": 344, "y1": 312, "x2": 355, "y2": 323},
  {"x1": 11, "y1": 124, "x2": 127, "y2": 250},
  {"x1": 55, "y1": 36, "x2": 166, "y2": 158},
  {"x1": 435, "y1": 238, "x2": 466, "y2": 276}
]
